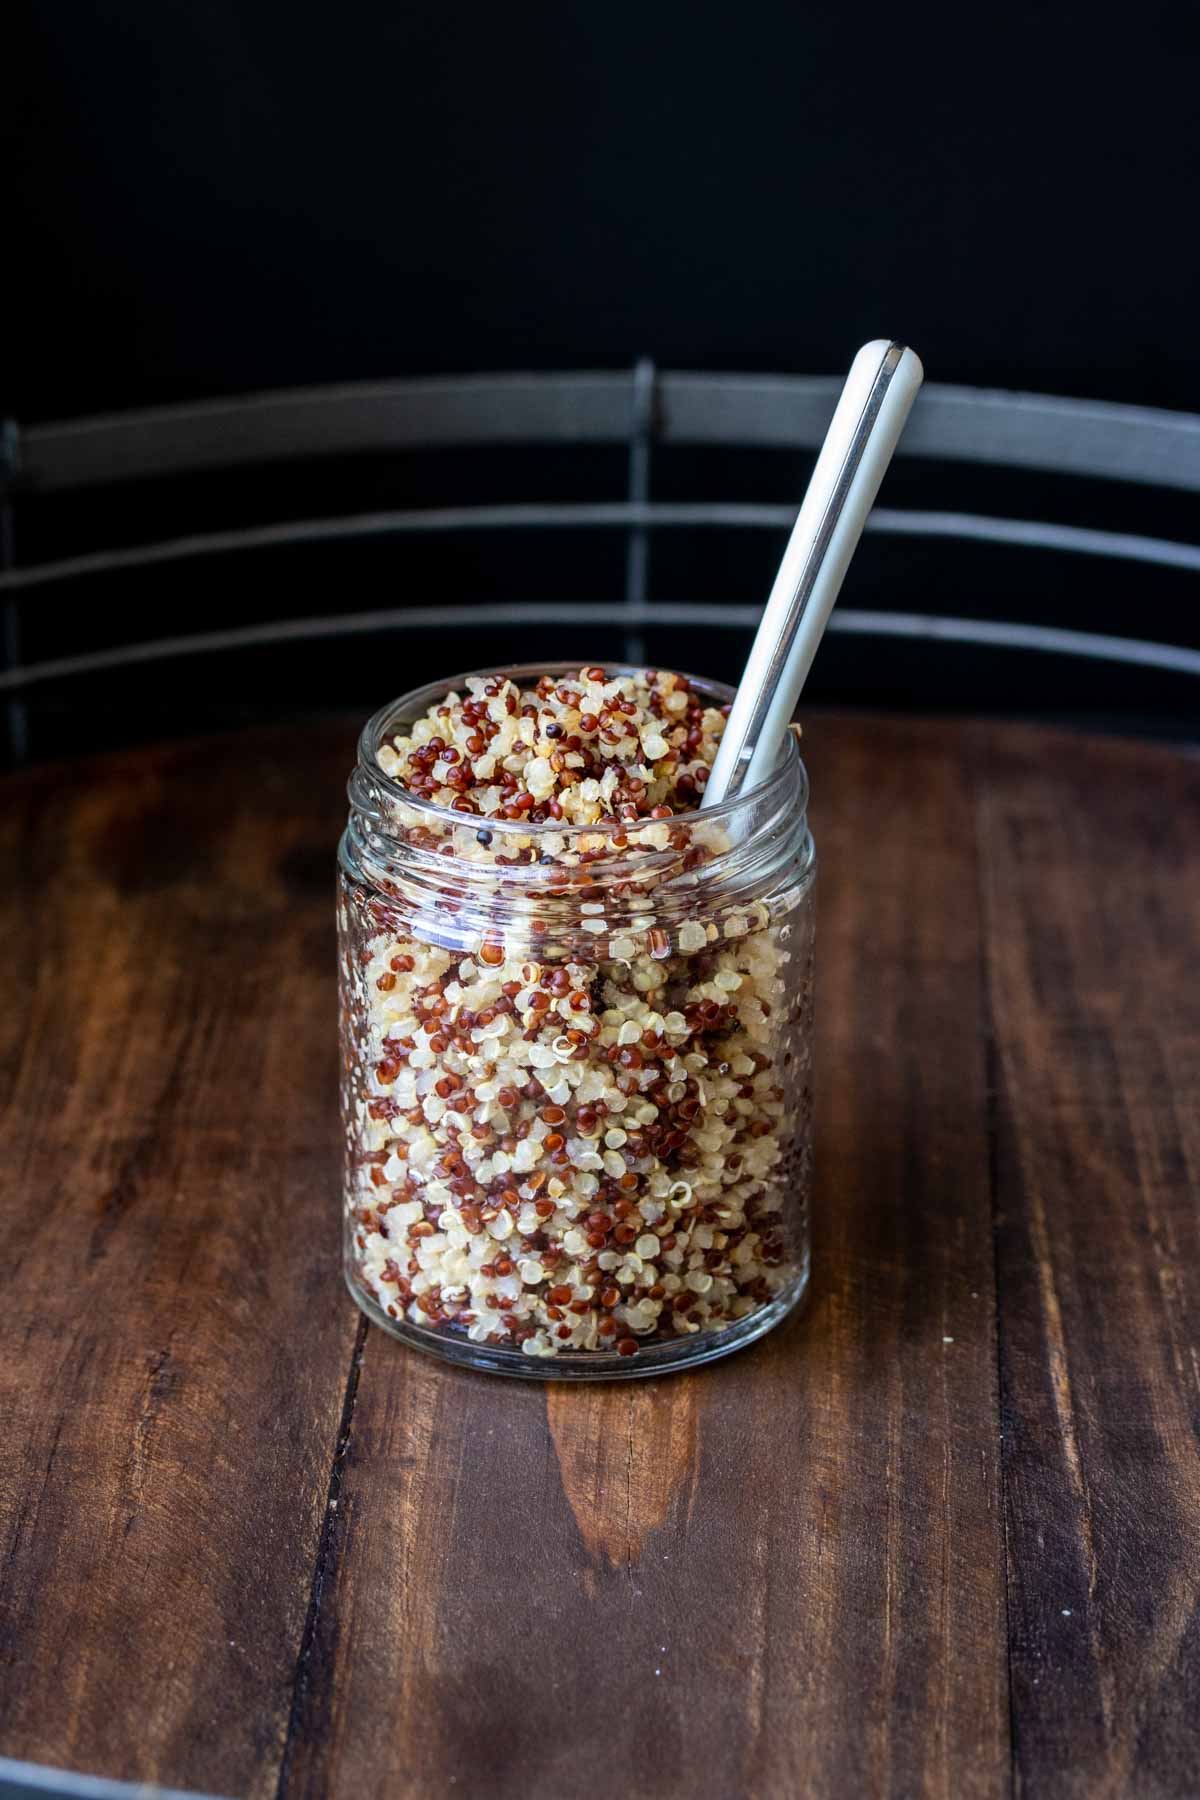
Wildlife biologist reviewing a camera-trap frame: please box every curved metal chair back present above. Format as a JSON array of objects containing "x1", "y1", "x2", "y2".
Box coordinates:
[{"x1": 2, "y1": 367, "x2": 1198, "y2": 761}]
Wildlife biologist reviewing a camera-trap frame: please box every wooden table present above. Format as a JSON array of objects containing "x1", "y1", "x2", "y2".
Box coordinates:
[{"x1": 2, "y1": 713, "x2": 1198, "y2": 1800}]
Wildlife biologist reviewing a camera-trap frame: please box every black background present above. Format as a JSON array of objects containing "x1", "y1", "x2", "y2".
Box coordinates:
[{"x1": 5, "y1": 1, "x2": 1200, "y2": 756}]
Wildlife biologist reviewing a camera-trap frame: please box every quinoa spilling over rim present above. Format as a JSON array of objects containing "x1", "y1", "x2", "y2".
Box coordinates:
[{"x1": 341, "y1": 666, "x2": 811, "y2": 1361}]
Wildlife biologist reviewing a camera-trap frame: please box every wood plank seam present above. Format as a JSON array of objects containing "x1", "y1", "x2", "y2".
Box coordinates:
[
  {"x1": 275, "y1": 1316, "x2": 370, "y2": 1800},
  {"x1": 980, "y1": 955, "x2": 1020, "y2": 1800}
]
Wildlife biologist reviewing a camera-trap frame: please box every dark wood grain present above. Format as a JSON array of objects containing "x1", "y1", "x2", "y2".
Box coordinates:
[
  {"x1": 1, "y1": 714, "x2": 1197, "y2": 1800},
  {"x1": 976, "y1": 727, "x2": 1200, "y2": 1800},
  {"x1": 280, "y1": 716, "x2": 1009, "y2": 1800},
  {"x1": 0, "y1": 725, "x2": 361, "y2": 1798}
]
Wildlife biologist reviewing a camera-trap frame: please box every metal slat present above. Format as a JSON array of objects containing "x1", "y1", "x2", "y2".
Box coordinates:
[
  {"x1": 623, "y1": 358, "x2": 656, "y2": 666},
  {"x1": 2, "y1": 504, "x2": 1198, "y2": 594},
  {"x1": 15, "y1": 374, "x2": 639, "y2": 491},
  {"x1": 0, "y1": 420, "x2": 26, "y2": 763},
  {"x1": 0, "y1": 1754, "x2": 227, "y2": 1800},
  {"x1": 658, "y1": 375, "x2": 1200, "y2": 491},
  {"x1": 14, "y1": 373, "x2": 1200, "y2": 494},
  {"x1": 1, "y1": 604, "x2": 1198, "y2": 695}
]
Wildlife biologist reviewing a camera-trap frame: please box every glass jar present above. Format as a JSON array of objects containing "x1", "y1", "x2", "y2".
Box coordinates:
[{"x1": 337, "y1": 664, "x2": 815, "y2": 1379}]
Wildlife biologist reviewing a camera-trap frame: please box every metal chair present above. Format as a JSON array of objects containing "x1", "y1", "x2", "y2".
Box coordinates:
[{"x1": 3, "y1": 366, "x2": 1199, "y2": 763}]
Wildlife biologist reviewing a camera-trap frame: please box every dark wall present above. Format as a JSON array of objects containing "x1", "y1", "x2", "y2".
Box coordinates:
[
  {"x1": 5, "y1": 2, "x2": 1199, "y2": 765},
  {"x1": 9, "y1": 1, "x2": 1200, "y2": 419}
]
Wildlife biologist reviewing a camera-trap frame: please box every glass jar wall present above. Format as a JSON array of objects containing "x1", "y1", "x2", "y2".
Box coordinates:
[{"x1": 338, "y1": 665, "x2": 815, "y2": 1378}]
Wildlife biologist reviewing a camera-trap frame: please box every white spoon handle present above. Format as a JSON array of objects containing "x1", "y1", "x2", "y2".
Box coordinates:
[{"x1": 702, "y1": 340, "x2": 924, "y2": 806}]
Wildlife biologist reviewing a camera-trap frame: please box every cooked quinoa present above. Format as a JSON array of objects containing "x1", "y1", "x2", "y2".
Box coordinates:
[{"x1": 340, "y1": 666, "x2": 811, "y2": 1362}]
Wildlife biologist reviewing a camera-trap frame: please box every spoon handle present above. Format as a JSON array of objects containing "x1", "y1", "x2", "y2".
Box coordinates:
[{"x1": 703, "y1": 340, "x2": 924, "y2": 806}]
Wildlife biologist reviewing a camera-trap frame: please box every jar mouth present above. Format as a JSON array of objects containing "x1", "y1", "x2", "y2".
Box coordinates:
[{"x1": 358, "y1": 660, "x2": 806, "y2": 839}]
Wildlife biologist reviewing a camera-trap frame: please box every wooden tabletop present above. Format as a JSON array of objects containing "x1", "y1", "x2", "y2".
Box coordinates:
[{"x1": 2, "y1": 713, "x2": 1198, "y2": 1800}]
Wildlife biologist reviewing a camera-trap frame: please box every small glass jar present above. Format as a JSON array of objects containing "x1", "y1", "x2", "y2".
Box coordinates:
[{"x1": 338, "y1": 664, "x2": 816, "y2": 1379}]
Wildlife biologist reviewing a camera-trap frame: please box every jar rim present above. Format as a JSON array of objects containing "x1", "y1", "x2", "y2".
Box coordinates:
[{"x1": 358, "y1": 660, "x2": 807, "y2": 836}]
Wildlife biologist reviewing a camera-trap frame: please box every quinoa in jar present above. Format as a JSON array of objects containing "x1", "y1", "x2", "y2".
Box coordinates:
[{"x1": 338, "y1": 664, "x2": 815, "y2": 1378}]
